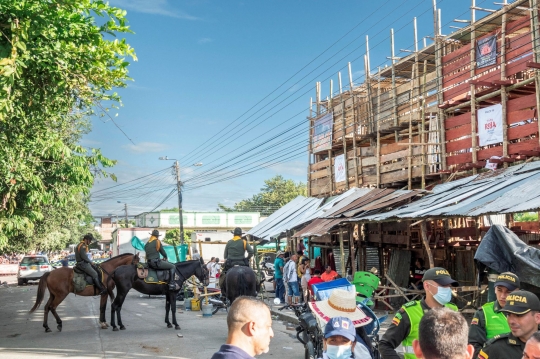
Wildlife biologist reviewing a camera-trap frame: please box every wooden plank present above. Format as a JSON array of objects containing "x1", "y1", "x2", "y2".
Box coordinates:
[
  {"x1": 311, "y1": 159, "x2": 330, "y2": 171},
  {"x1": 508, "y1": 122, "x2": 538, "y2": 140},
  {"x1": 449, "y1": 227, "x2": 477, "y2": 238},
  {"x1": 446, "y1": 124, "x2": 472, "y2": 141},
  {"x1": 361, "y1": 156, "x2": 377, "y2": 167},
  {"x1": 380, "y1": 166, "x2": 421, "y2": 184},
  {"x1": 508, "y1": 138, "x2": 539, "y2": 154},
  {"x1": 507, "y1": 93, "x2": 537, "y2": 113},
  {"x1": 447, "y1": 152, "x2": 473, "y2": 166},
  {"x1": 474, "y1": 67, "x2": 501, "y2": 83},
  {"x1": 446, "y1": 137, "x2": 473, "y2": 153},
  {"x1": 506, "y1": 16, "x2": 530, "y2": 34},
  {"x1": 442, "y1": 45, "x2": 470, "y2": 64},
  {"x1": 380, "y1": 157, "x2": 422, "y2": 174},
  {"x1": 507, "y1": 32, "x2": 533, "y2": 60},
  {"x1": 507, "y1": 54, "x2": 533, "y2": 77},
  {"x1": 381, "y1": 149, "x2": 408, "y2": 163},
  {"x1": 508, "y1": 109, "x2": 536, "y2": 125},
  {"x1": 445, "y1": 112, "x2": 471, "y2": 129},
  {"x1": 311, "y1": 169, "x2": 329, "y2": 180},
  {"x1": 444, "y1": 70, "x2": 471, "y2": 88},
  {"x1": 444, "y1": 83, "x2": 470, "y2": 102},
  {"x1": 443, "y1": 55, "x2": 471, "y2": 76},
  {"x1": 478, "y1": 146, "x2": 503, "y2": 161},
  {"x1": 380, "y1": 136, "x2": 419, "y2": 155},
  {"x1": 361, "y1": 147, "x2": 375, "y2": 157}
]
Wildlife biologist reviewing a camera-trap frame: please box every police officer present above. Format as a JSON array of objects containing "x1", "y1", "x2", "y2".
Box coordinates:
[
  {"x1": 379, "y1": 267, "x2": 459, "y2": 359},
  {"x1": 144, "y1": 229, "x2": 176, "y2": 290},
  {"x1": 469, "y1": 272, "x2": 520, "y2": 358},
  {"x1": 223, "y1": 227, "x2": 253, "y2": 272},
  {"x1": 75, "y1": 233, "x2": 106, "y2": 295},
  {"x1": 478, "y1": 290, "x2": 540, "y2": 359}
]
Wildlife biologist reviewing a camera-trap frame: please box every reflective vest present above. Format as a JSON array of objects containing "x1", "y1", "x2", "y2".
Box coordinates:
[
  {"x1": 402, "y1": 300, "x2": 458, "y2": 359},
  {"x1": 483, "y1": 301, "x2": 510, "y2": 339}
]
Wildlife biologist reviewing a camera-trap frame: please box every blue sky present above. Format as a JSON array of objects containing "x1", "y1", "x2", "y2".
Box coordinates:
[{"x1": 87, "y1": 0, "x2": 494, "y2": 217}]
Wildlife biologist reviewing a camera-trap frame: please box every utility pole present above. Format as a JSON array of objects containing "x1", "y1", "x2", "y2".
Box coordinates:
[
  {"x1": 124, "y1": 203, "x2": 128, "y2": 228},
  {"x1": 175, "y1": 161, "x2": 184, "y2": 245}
]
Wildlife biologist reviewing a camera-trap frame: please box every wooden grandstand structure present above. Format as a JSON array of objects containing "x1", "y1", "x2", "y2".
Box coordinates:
[{"x1": 308, "y1": 0, "x2": 540, "y2": 197}]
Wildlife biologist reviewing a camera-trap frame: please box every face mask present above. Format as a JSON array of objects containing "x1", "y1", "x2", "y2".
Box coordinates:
[
  {"x1": 430, "y1": 284, "x2": 452, "y2": 305},
  {"x1": 325, "y1": 344, "x2": 352, "y2": 359}
]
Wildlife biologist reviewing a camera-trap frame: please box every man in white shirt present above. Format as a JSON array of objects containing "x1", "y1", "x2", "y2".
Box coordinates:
[{"x1": 283, "y1": 254, "x2": 299, "y2": 305}]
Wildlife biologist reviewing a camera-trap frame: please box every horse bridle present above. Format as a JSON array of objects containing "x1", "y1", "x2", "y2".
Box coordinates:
[{"x1": 175, "y1": 261, "x2": 209, "y2": 286}]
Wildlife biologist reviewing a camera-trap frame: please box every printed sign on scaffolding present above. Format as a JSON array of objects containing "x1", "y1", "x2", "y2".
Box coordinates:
[
  {"x1": 478, "y1": 103, "x2": 503, "y2": 146},
  {"x1": 476, "y1": 35, "x2": 497, "y2": 69},
  {"x1": 312, "y1": 112, "x2": 333, "y2": 153},
  {"x1": 334, "y1": 154, "x2": 346, "y2": 183}
]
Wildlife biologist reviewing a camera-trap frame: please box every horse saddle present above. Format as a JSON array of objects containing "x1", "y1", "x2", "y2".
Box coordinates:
[
  {"x1": 143, "y1": 267, "x2": 170, "y2": 284},
  {"x1": 73, "y1": 266, "x2": 103, "y2": 293}
]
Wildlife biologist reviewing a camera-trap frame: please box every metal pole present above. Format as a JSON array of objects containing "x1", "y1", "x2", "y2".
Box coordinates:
[
  {"x1": 124, "y1": 203, "x2": 128, "y2": 228},
  {"x1": 175, "y1": 161, "x2": 185, "y2": 245}
]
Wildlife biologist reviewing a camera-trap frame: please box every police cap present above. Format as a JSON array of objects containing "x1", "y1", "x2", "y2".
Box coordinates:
[
  {"x1": 499, "y1": 290, "x2": 540, "y2": 315},
  {"x1": 422, "y1": 267, "x2": 459, "y2": 287},
  {"x1": 494, "y1": 272, "x2": 520, "y2": 291}
]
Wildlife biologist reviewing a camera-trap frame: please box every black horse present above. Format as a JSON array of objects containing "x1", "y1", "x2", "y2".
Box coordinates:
[
  {"x1": 221, "y1": 266, "x2": 258, "y2": 305},
  {"x1": 108, "y1": 259, "x2": 209, "y2": 331}
]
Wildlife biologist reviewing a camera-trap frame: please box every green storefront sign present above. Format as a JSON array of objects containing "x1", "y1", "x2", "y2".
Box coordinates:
[
  {"x1": 202, "y1": 215, "x2": 221, "y2": 225},
  {"x1": 168, "y1": 215, "x2": 189, "y2": 225},
  {"x1": 234, "y1": 215, "x2": 252, "y2": 225}
]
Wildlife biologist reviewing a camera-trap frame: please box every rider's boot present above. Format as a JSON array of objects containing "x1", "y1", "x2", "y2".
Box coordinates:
[
  {"x1": 94, "y1": 279, "x2": 107, "y2": 295},
  {"x1": 168, "y1": 268, "x2": 176, "y2": 291}
]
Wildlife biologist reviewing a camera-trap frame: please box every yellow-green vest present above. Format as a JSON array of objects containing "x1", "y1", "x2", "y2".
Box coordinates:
[
  {"x1": 401, "y1": 301, "x2": 459, "y2": 359},
  {"x1": 482, "y1": 301, "x2": 510, "y2": 339}
]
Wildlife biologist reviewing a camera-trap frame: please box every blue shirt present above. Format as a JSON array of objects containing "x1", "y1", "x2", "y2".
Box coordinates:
[
  {"x1": 210, "y1": 344, "x2": 254, "y2": 359},
  {"x1": 274, "y1": 257, "x2": 284, "y2": 279}
]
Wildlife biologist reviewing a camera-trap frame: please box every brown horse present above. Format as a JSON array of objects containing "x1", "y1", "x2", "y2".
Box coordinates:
[{"x1": 30, "y1": 253, "x2": 139, "y2": 332}]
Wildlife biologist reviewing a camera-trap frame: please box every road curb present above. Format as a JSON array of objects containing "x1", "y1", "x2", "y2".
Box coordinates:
[{"x1": 271, "y1": 309, "x2": 299, "y2": 325}]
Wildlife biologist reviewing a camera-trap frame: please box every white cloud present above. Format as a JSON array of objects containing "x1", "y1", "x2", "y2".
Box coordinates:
[
  {"x1": 109, "y1": 0, "x2": 199, "y2": 20},
  {"x1": 123, "y1": 142, "x2": 168, "y2": 153},
  {"x1": 198, "y1": 38, "x2": 213, "y2": 44}
]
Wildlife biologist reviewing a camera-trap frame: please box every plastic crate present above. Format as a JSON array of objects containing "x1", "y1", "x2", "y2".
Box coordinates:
[
  {"x1": 311, "y1": 278, "x2": 355, "y2": 301},
  {"x1": 352, "y1": 271, "x2": 380, "y2": 298}
]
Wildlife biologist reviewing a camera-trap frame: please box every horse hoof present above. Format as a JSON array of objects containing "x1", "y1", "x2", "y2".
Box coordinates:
[
  {"x1": 45, "y1": 328, "x2": 52, "y2": 333},
  {"x1": 167, "y1": 324, "x2": 173, "y2": 328},
  {"x1": 57, "y1": 326, "x2": 62, "y2": 332},
  {"x1": 100, "y1": 322, "x2": 109, "y2": 329},
  {"x1": 175, "y1": 325, "x2": 181, "y2": 330},
  {"x1": 120, "y1": 326, "x2": 126, "y2": 330},
  {"x1": 113, "y1": 327, "x2": 119, "y2": 332}
]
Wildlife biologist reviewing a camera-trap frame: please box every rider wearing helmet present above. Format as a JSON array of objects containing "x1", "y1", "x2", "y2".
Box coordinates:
[
  {"x1": 223, "y1": 227, "x2": 253, "y2": 273},
  {"x1": 75, "y1": 233, "x2": 106, "y2": 295},
  {"x1": 145, "y1": 229, "x2": 176, "y2": 290}
]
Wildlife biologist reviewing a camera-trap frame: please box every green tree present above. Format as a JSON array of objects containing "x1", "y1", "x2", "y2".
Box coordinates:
[
  {"x1": 514, "y1": 212, "x2": 538, "y2": 222},
  {"x1": 164, "y1": 228, "x2": 193, "y2": 245},
  {"x1": 219, "y1": 175, "x2": 307, "y2": 216},
  {"x1": 0, "y1": 0, "x2": 135, "y2": 249}
]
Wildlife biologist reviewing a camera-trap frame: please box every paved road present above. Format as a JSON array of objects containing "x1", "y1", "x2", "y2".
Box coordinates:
[{"x1": 0, "y1": 278, "x2": 304, "y2": 359}]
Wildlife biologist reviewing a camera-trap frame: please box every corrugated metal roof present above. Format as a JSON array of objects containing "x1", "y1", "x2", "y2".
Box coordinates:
[{"x1": 351, "y1": 165, "x2": 540, "y2": 222}]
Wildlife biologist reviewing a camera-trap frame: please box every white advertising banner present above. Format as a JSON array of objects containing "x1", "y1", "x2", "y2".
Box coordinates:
[
  {"x1": 478, "y1": 103, "x2": 503, "y2": 146},
  {"x1": 334, "y1": 154, "x2": 346, "y2": 183}
]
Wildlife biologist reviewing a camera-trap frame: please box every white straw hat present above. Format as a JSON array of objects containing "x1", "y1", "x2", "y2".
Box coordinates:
[{"x1": 308, "y1": 289, "x2": 372, "y2": 328}]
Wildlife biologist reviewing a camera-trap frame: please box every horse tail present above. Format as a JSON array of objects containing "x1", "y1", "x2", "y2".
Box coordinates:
[
  {"x1": 29, "y1": 271, "x2": 50, "y2": 313},
  {"x1": 106, "y1": 270, "x2": 116, "y2": 302}
]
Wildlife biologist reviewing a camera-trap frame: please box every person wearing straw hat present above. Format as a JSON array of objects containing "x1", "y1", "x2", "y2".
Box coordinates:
[
  {"x1": 478, "y1": 290, "x2": 540, "y2": 359},
  {"x1": 310, "y1": 289, "x2": 374, "y2": 358},
  {"x1": 468, "y1": 272, "x2": 520, "y2": 358},
  {"x1": 379, "y1": 267, "x2": 459, "y2": 359}
]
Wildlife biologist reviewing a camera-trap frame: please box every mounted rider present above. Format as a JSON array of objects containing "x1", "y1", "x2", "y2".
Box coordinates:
[
  {"x1": 144, "y1": 229, "x2": 176, "y2": 290},
  {"x1": 222, "y1": 227, "x2": 253, "y2": 273},
  {"x1": 75, "y1": 233, "x2": 106, "y2": 295}
]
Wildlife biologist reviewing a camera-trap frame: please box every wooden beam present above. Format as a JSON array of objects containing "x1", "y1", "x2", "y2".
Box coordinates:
[{"x1": 420, "y1": 221, "x2": 434, "y2": 268}]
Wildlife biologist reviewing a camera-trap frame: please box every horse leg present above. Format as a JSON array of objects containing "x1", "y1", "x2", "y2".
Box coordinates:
[
  {"x1": 165, "y1": 296, "x2": 172, "y2": 328},
  {"x1": 170, "y1": 292, "x2": 180, "y2": 330},
  {"x1": 49, "y1": 293, "x2": 68, "y2": 332},
  {"x1": 43, "y1": 294, "x2": 54, "y2": 333},
  {"x1": 111, "y1": 293, "x2": 127, "y2": 331},
  {"x1": 99, "y1": 293, "x2": 109, "y2": 329}
]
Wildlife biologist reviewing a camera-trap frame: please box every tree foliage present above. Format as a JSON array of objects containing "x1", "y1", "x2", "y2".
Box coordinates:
[
  {"x1": 219, "y1": 175, "x2": 307, "y2": 216},
  {"x1": 164, "y1": 228, "x2": 193, "y2": 245},
  {"x1": 0, "y1": 0, "x2": 135, "y2": 250},
  {"x1": 513, "y1": 212, "x2": 538, "y2": 222}
]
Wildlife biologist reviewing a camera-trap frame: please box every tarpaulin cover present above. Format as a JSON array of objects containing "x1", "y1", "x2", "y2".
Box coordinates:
[
  {"x1": 130, "y1": 236, "x2": 185, "y2": 263},
  {"x1": 474, "y1": 225, "x2": 540, "y2": 287}
]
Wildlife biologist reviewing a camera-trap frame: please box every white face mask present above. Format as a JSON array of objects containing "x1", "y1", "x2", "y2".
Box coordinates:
[
  {"x1": 325, "y1": 344, "x2": 352, "y2": 359},
  {"x1": 427, "y1": 282, "x2": 452, "y2": 305}
]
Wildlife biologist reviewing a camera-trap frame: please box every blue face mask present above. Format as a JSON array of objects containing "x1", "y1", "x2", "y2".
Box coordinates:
[
  {"x1": 326, "y1": 344, "x2": 352, "y2": 359},
  {"x1": 431, "y1": 285, "x2": 452, "y2": 305}
]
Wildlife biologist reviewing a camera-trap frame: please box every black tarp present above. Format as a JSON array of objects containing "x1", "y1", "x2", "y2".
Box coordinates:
[{"x1": 474, "y1": 225, "x2": 540, "y2": 287}]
